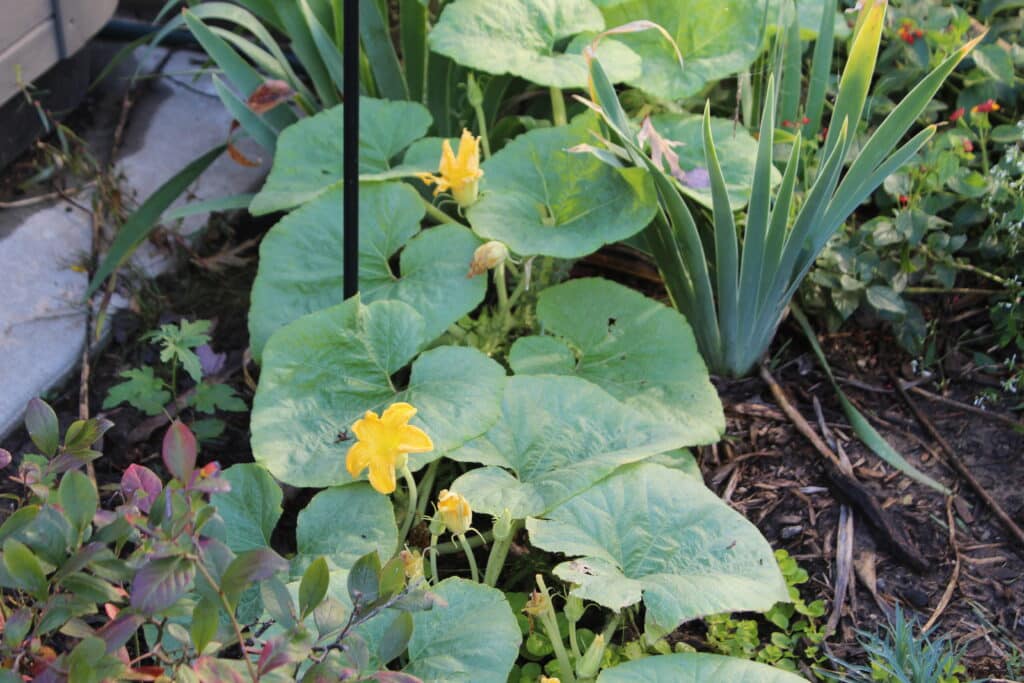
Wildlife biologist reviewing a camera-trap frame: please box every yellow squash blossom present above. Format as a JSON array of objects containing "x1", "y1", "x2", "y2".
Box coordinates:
[
  {"x1": 540, "y1": 677, "x2": 560, "y2": 683},
  {"x1": 417, "y1": 129, "x2": 483, "y2": 208},
  {"x1": 437, "y1": 489, "x2": 473, "y2": 535},
  {"x1": 345, "y1": 403, "x2": 433, "y2": 494}
]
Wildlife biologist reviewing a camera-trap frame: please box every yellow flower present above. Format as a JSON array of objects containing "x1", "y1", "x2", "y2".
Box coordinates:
[
  {"x1": 437, "y1": 489, "x2": 473, "y2": 535},
  {"x1": 346, "y1": 403, "x2": 433, "y2": 494},
  {"x1": 540, "y1": 677, "x2": 560, "y2": 683},
  {"x1": 417, "y1": 129, "x2": 484, "y2": 208},
  {"x1": 399, "y1": 548, "x2": 424, "y2": 581}
]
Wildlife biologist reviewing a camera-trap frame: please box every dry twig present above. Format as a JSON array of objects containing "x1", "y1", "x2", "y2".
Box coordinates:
[
  {"x1": 894, "y1": 377, "x2": 1024, "y2": 552},
  {"x1": 923, "y1": 497, "x2": 961, "y2": 631}
]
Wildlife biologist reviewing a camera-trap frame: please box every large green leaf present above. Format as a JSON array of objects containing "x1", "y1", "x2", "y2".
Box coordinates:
[
  {"x1": 467, "y1": 116, "x2": 657, "y2": 257},
  {"x1": 448, "y1": 376, "x2": 689, "y2": 518},
  {"x1": 428, "y1": 0, "x2": 640, "y2": 89},
  {"x1": 597, "y1": 653, "x2": 808, "y2": 682},
  {"x1": 648, "y1": 113, "x2": 780, "y2": 209},
  {"x1": 249, "y1": 182, "x2": 485, "y2": 359},
  {"x1": 251, "y1": 298, "x2": 506, "y2": 488},
  {"x1": 405, "y1": 578, "x2": 520, "y2": 683},
  {"x1": 527, "y1": 463, "x2": 788, "y2": 634},
  {"x1": 509, "y1": 278, "x2": 724, "y2": 445},
  {"x1": 250, "y1": 98, "x2": 432, "y2": 215},
  {"x1": 593, "y1": 0, "x2": 765, "y2": 100},
  {"x1": 295, "y1": 483, "x2": 398, "y2": 573},
  {"x1": 217, "y1": 464, "x2": 283, "y2": 552}
]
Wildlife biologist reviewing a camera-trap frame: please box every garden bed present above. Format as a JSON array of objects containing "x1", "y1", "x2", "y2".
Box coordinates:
[{"x1": 2, "y1": 223, "x2": 1020, "y2": 679}]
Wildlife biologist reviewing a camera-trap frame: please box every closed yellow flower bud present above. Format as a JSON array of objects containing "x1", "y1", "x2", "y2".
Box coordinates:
[
  {"x1": 437, "y1": 489, "x2": 472, "y2": 536},
  {"x1": 467, "y1": 240, "x2": 510, "y2": 278},
  {"x1": 540, "y1": 677, "x2": 560, "y2": 683}
]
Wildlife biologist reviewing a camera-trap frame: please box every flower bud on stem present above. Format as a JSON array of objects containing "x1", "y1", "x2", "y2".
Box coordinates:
[{"x1": 532, "y1": 575, "x2": 577, "y2": 683}]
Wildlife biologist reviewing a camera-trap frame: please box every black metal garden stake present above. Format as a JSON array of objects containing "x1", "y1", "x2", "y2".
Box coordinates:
[{"x1": 343, "y1": 0, "x2": 359, "y2": 299}]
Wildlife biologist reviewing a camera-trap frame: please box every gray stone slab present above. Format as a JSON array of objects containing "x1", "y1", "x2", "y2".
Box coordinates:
[{"x1": 0, "y1": 47, "x2": 269, "y2": 438}]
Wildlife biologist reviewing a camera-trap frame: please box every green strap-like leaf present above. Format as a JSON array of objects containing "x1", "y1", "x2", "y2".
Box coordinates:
[
  {"x1": 790, "y1": 305, "x2": 949, "y2": 494},
  {"x1": 86, "y1": 145, "x2": 226, "y2": 298},
  {"x1": 359, "y1": 0, "x2": 409, "y2": 100},
  {"x1": 702, "y1": 105, "x2": 740, "y2": 371}
]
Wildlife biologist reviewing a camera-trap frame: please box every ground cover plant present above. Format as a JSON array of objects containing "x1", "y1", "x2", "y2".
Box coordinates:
[{"x1": 3, "y1": 0, "x2": 1021, "y2": 680}]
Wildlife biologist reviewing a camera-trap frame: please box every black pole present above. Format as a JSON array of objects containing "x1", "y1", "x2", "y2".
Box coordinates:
[{"x1": 343, "y1": 0, "x2": 360, "y2": 299}]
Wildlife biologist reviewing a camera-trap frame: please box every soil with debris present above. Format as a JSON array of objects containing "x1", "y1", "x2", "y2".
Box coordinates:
[{"x1": 2, "y1": 225, "x2": 1022, "y2": 680}]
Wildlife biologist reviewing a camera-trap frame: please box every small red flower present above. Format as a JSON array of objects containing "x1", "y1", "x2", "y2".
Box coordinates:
[
  {"x1": 962, "y1": 139, "x2": 974, "y2": 153},
  {"x1": 782, "y1": 119, "x2": 794, "y2": 128},
  {"x1": 801, "y1": 116, "x2": 810, "y2": 125},
  {"x1": 899, "y1": 194, "x2": 910, "y2": 206},
  {"x1": 949, "y1": 107, "x2": 965, "y2": 123},
  {"x1": 971, "y1": 99, "x2": 1000, "y2": 114},
  {"x1": 897, "y1": 20, "x2": 925, "y2": 44}
]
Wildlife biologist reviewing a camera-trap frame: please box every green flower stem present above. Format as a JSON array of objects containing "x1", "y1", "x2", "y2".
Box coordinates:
[
  {"x1": 421, "y1": 198, "x2": 466, "y2": 227},
  {"x1": 495, "y1": 261, "x2": 511, "y2": 331},
  {"x1": 428, "y1": 533, "x2": 440, "y2": 585},
  {"x1": 397, "y1": 466, "x2": 418, "y2": 551},
  {"x1": 472, "y1": 103, "x2": 492, "y2": 161},
  {"x1": 568, "y1": 619, "x2": 582, "y2": 660},
  {"x1": 980, "y1": 128, "x2": 990, "y2": 175},
  {"x1": 550, "y1": 87, "x2": 568, "y2": 127},
  {"x1": 414, "y1": 460, "x2": 440, "y2": 524},
  {"x1": 446, "y1": 323, "x2": 468, "y2": 340},
  {"x1": 435, "y1": 530, "x2": 493, "y2": 555},
  {"x1": 456, "y1": 533, "x2": 480, "y2": 582},
  {"x1": 537, "y1": 575, "x2": 577, "y2": 683},
  {"x1": 483, "y1": 519, "x2": 521, "y2": 587}
]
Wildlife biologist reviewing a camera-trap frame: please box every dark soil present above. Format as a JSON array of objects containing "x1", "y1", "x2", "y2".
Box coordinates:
[{"x1": 3, "y1": 227, "x2": 1022, "y2": 680}]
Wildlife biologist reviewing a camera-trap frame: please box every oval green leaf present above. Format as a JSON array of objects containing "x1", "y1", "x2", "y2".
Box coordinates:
[
  {"x1": 295, "y1": 483, "x2": 398, "y2": 574},
  {"x1": 405, "y1": 578, "x2": 520, "y2": 683},
  {"x1": 250, "y1": 98, "x2": 432, "y2": 215},
  {"x1": 527, "y1": 463, "x2": 788, "y2": 634},
  {"x1": 249, "y1": 182, "x2": 485, "y2": 359},
  {"x1": 251, "y1": 298, "x2": 506, "y2": 487},
  {"x1": 510, "y1": 278, "x2": 724, "y2": 445},
  {"x1": 428, "y1": 0, "x2": 640, "y2": 88},
  {"x1": 449, "y1": 375, "x2": 689, "y2": 518},
  {"x1": 594, "y1": 0, "x2": 765, "y2": 100},
  {"x1": 597, "y1": 652, "x2": 808, "y2": 682},
  {"x1": 217, "y1": 464, "x2": 283, "y2": 553},
  {"x1": 467, "y1": 116, "x2": 657, "y2": 257}
]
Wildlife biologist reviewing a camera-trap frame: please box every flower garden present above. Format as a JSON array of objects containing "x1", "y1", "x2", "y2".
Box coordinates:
[{"x1": 0, "y1": 0, "x2": 1022, "y2": 681}]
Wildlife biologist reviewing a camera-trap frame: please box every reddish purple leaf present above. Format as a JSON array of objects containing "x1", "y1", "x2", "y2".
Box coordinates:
[
  {"x1": 96, "y1": 614, "x2": 144, "y2": 653},
  {"x1": 121, "y1": 464, "x2": 162, "y2": 513},
  {"x1": 194, "y1": 656, "x2": 247, "y2": 683},
  {"x1": 196, "y1": 344, "x2": 227, "y2": 376},
  {"x1": 371, "y1": 673, "x2": 425, "y2": 682},
  {"x1": 163, "y1": 420, "x2": 197, "y2": 482},
  {"x1": 223, "y1": 548, "x2": 289, "y2": 588},
  {"x1": 130, "y1": 555, "x2": 196, "y2": 615},
  {"x1": 0, "y1": 448, "x2": 11, "y2": 469},
  {"x1": 257, "y1": 635, "x2": 294, "y2": 675},
  {"x1": 25, "y1": 397, "x2": 59, "y2": 456}
]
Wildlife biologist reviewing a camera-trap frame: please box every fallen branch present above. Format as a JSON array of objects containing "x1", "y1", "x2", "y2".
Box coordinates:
[
  {"x1": 904, "y1": 382, "x2": 1024, "y2": 432},
  {"x1": 894, "y1": 378, "x2": 1024, "y2": 553},
  {"x1": 760, "y1": 365, "x2": 928, "y2": 572}
]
